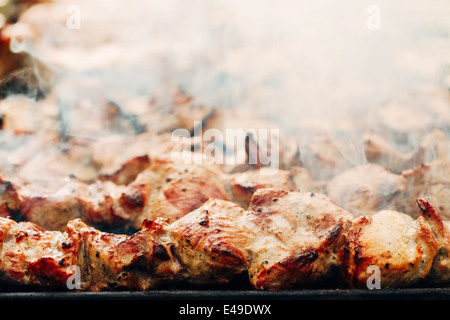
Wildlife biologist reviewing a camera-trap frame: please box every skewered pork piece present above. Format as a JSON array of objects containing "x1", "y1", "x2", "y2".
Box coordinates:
[
  {"x1": 297, "y1": 133, "x2": 358, "y2": 182},
  {"x1": 0, "y1": 133, "x2": 183, "y2": 227},
  {"x1": 0, "y1": 217, "x2": 80, "y2": 288},
  {"x1": 163, "y1": 198, "x2": 252, "y2": 287},
  {"x1": 1, "y1": 189, "x2": 448, "y2": 291},
  {"x1": 339, "y1": 198, "x2": 446, "y2": 289},
  {"x1": 394, "y1": 160, "x2": 450, "y2": 220},
  {"x1": 326, "y1": 163, "x2": 407, "y2": 216}
]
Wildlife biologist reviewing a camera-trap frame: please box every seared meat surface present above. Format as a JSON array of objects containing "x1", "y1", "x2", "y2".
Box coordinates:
[
  {"x1": 340, "y1": 209, "x2": 439, "y2": 288},
  {"x1": 167, "y1": 199, "x2": 252, "y2": 286},
  {"x1": 226, "y1": 166, "x2": 314, "y2": 208},
  {"x1": 0, "y1": 218, "x2": 79, "y2": 288},
  {"x1": 0, "y1": 215, "x2": 182, "y2": 290},
  {"x1": 1, "y1": 152, "x2": 314, "y2": 232},
  {"x1": 0, "y1": 153, "x2": 231, "y2": 232},
  {"x1": 245, "y1": 189, "x2": 352, "y2": 290}
]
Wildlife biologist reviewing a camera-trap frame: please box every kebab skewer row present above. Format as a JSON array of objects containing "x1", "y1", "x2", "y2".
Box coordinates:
[
  {"x1": 0, "y1": 188, "x2": 448, "y2": 291},
  {"x1": 0, "y1": 153, "x2": 313, "y2": 233}
]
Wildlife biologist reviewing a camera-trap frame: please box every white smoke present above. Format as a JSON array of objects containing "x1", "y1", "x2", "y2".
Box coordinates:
[{"x1": 5, "y1": 0, "x2": 450, "y2": 170}]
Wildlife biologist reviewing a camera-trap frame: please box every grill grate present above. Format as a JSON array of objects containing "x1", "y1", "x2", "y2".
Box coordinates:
[{"x1": 1, "y1": 288, "x2": 450, "y2": 300}]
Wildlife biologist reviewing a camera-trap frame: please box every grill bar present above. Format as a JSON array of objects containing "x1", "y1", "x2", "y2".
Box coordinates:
[{"x1": 1, "y1": 288, "x2": 450, "y2": 300}]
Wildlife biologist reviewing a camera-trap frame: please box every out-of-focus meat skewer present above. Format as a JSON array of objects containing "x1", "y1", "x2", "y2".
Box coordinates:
[
  {"x1": 0, "y1": 150, "x2": 314, "y2": 232},
  {"x1": 326, "y1": 159, "x2": 450, "y2": 221},
  {"x1": 0, "y1": 91, "x2": 311, "y2": 231},
  {"x1": 364, "y1": 129, "x2": 450, "y2": 174},
  {"x1": 326, "y1": 163, "x2": 407, "y2": 216},
  {"x1": 0, "y1": 85, "x2": 305, "y2": 186},
  {"x1": 225, "y1": 166, "x2": 314, "y2": 208},
  {"x1": 395, "y1": 160, "x2": 450, "y2": 220}
]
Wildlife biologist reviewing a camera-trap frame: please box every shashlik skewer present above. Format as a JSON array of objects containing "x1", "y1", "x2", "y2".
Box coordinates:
[
  {"x1": 0, "y1": 152, "x2": 313, "y2": 233},
  {"x1": 0, "y1": 188, "x2": 448, "y2": 291}
]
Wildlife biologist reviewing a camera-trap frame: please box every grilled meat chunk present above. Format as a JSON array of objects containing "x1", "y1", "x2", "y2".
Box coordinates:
[
  {"x1": 364, "y1": 130, "x2": 450, "y2": 174},
  {"x1": 339, "y1": 203, "x2": 441, "y2": 288},
  {"x1": 166, "y1": 199, "x2": 253, "y2": 286},
  {"x1": 74, "y1": 218, "x2": 182, "y2": 291},
  {"x1": 396, "y1": 161, "x2": 450, "y2": 220},
  {"x1": 130, "y1": 154, "x2": 231, "y2": 228},
  {"x1": 0, "y1": 216, "x2": 182, "y2": 290},
  {"x1": 0, "y1": 217, "x2": 80, "y2": 288},
  {"x1": 245, "y1": 188, "x2": 353, "y2": 290}
]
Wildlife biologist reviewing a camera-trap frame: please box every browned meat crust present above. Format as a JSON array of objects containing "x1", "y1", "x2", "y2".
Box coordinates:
[{"x1": 245, "y1": 189, "x2": 352, "y2": 290}]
